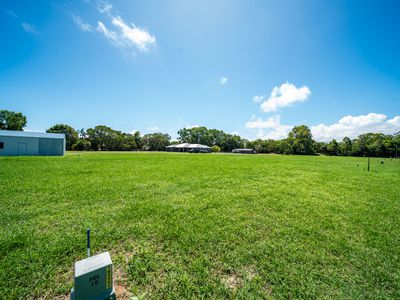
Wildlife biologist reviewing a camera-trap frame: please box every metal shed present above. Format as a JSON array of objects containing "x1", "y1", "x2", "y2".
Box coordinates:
[{"x1": 0, "y1": 130, "x2": 65, "y2": 156}]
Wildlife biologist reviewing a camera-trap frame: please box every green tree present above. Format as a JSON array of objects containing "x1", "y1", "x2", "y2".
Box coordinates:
[
  {"x1": 287, "y1": 125, "x2": 315, "y2": 155},
  {"x1": 86, "y1": 125, "x2": 122, "y2": 151},
  {"x1": 314, "y1": 141, "x2": 328, "y2": 155},
  {"x1": 327, "y1": 139, "x2": 340, "y2": 156},
  {"x1": 340, "y1": 137, "x2": 352, "y2": 156},
  {"x1": 0, "y1": 110, "x2": 27, "y2": 131},
  {"x1": 47, "y1": 124, "x2": 79, "y2": 150},
  {"x1": 142, "y1": 133, "x2": 171, "y2": 151},
  {"x1": 132, "y1": 131, "x2": 142, "y2": 149},
  {"x1": 72, "y1": 139, "x2": 91, "y2": 151}
]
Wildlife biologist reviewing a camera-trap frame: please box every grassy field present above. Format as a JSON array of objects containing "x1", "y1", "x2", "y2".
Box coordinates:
[{"x1": 0, "y1": 152, "x2": 399, "y2": 299}]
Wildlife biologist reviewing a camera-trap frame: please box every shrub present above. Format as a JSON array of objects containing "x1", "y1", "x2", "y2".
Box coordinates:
[
  {"x1": 72, "y1": 139, "x2": 91, "y2": 151},
  {"x1": 212, "y1": 145, "x2": 221, "y2": 152}
]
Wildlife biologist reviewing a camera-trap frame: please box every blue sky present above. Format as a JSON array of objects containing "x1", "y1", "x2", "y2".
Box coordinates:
[{"x1": 1, "y1": 0, "x2": 399, "y2": 141}]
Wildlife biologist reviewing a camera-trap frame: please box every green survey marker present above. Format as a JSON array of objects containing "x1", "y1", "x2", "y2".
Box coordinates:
[{"x1": 70, "y1": 229, "x2": 116, "y2": 300}]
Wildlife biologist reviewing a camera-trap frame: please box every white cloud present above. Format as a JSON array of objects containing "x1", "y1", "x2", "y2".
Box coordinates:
[
  {"x1": 311, "y1": 113, "x2": 400, "y2": 142},
  {"x1": 21, "y1": 22, "x2": 38, "y2": 34},
  {"x1": 265, "y1": 125, "x2": 293, "y2": 140},
  {"x1": 246, "y1": 115, "x2": 281, "y2": 129},
  {"x1": 97, "y1": 21, "x2": 120, "y2": 45},
  {"x1": 220, "y1": 77, "x2": 228, "y2": 85},
  {"x1": 258, "y1": 82, "x2": 311, "y2": 112},
  {"x1": 146, "y1": 126, "x2": 159, "y2": 132},
  {"x1": 129, "y1": 130, "x2": 139, "y2": 135},
  {"x1": 185, "y1": 124, "x2": 200, "y2": 129},
  {"x1": 112, "y1": 16, "x2": 155, "y2": 52},
  {"x1": 96, "y1": 15, "x2": 156, "y2": 52},
  {"x1": 245, "y1": 112, "x2": 400, "y2": 142},
  {"x1": 72, "y1": 15, "x2": 92, "y2": 32},
  {"x1": 246, "y1": 115, "x2": 293, "y2": 140},
  {"x1": 97, "y1": 0, "x2": 113, "y2": 15},
  {"x1": 253, "y1": 95, "x2": 264, "y2": 103}
]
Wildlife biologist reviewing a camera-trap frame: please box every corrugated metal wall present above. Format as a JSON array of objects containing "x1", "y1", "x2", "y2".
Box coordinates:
[
  {"x1": 38, "y1": 138, "x2": 64, "y2": 156},
  {"x1": 0, "y1": 136, "x2": 64, "y2": 156}
]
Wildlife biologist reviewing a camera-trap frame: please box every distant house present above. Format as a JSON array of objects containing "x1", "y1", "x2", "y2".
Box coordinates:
[
  {"x1": 0, "y1": 130, "x2": 65, "y2": 156},
  {"x1": 166, "y1": 143, "x2": 212, "y2": 153},
  {"x1": 232, "y1": 148, "x2": 257, "y2": 154}
]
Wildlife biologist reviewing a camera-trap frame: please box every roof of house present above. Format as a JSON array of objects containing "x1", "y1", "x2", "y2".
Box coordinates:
[
  {"x1": 0, "y1": 130, "x2": 65, "y2": 139},
  {"x1": 166, "y1": 143, "x2": 211, "y2": 149}
]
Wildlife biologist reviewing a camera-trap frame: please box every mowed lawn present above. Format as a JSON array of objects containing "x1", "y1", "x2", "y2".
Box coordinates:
[{"x1": 0, "y1": 153, "x2": 399, "y2": 299}]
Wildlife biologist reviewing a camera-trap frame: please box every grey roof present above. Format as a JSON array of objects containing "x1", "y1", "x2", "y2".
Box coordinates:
[
  {"x1": 166, "y1": 143, "x2": 211, "y2": 149},
  {"x1": 0, "y1": 130, "x2": 65, "y2": 139}
]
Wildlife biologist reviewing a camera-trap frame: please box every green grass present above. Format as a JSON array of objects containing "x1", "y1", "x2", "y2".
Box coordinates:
[{"x1": 0, "y1": 152, "x2": 399, "y2": 299}]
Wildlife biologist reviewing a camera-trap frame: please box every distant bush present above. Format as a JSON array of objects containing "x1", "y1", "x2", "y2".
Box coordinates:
[
  {"x1": 72, "y1": 139, "x2": 91, "y2": 151},
  {"x1": 212, "y1": 145, "x2": 221, "y2": 152}
]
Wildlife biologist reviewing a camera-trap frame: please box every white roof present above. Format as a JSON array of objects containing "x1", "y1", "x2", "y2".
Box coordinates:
[
  {"x1": 0, "y1": 130, "x2": 65, "y2": 139},
  {"x1": 166, "y1": 143, "x2": 211, "y2": 148}
]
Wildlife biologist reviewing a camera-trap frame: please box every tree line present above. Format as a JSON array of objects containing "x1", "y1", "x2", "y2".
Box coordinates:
[
  {"x1": 46, "y1": 123, "x2": 400, "y2": 157},
  {"x1": 47, "y1": 124, "x2": 171, "y2": 152},
  {"x1": 248, "y1": 126, "x2": 399, "y2": 158},
  {"x1": 1, "y1": 109, "x2": 399, "y2": 157}
]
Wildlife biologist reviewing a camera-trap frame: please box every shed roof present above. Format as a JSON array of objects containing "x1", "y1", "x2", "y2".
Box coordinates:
[{"x1": 0, "y1": 130, "x2": 65, "y2": 139}]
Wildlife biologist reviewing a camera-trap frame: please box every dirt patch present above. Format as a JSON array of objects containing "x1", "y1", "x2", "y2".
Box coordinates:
[
  {"x1": 221, "y1": 273, "x2": 242, "y2": 290},
  {"x1": 243, "y1": 265, "x2": 257, "y2": 280},
  {"x1": 115, "y1": 283, "x2": 133, "y2": 299}
]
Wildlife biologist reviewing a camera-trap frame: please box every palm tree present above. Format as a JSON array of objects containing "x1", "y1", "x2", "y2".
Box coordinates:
[{"x1": 78, "y1": 128, "x2": 86, "y2": 139}]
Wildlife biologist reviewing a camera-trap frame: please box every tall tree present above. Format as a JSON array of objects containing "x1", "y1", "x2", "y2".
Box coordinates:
[
  {"x1": 47, "y1": 124, "x2": 79, "y2": 150},
  {"x1": 327, "y1": 139, "x2": 340, "y2": 156},
  {"x1": 142, "y1": 133, "x2": 171, "y2": 151},
  {"x1": 340, "y1": 137, "x2": 352, "y2": 156},
  {"x1": 0, "y1": 110, "x2": 27, "y2": 131},
  {"x1": 132, "y1": 131, "x2": 142, "y2": 149},
  {"x1": 287, "y1": 125, "x2": 315, "y2": 155},
  {"x1": 86, "y1": 125, "x2": 122, "y2": 151}
]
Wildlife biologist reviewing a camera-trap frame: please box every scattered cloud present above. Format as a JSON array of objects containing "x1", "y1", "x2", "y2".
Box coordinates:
[
  {"x1": 97, "y1": 0, "x2": 113, "y2": 15},
  {"x1": 130, "y1": 129, "x2": 139, "y2": 135},
  {"x1": 220, "y1": 77, "x2": 228, "y2": 85},
  {"x1": 246, "y1": 112, "x2": 400, "y2": 141},
  {"x1": 256, "y1": 82, "x2": 311, "y2": 112},
  {"x1": 74, "y1": 1, "x2": 156, "y2": 54},
  {"x1": 72, "y1": 14, "x2": 92, "y2": 32},
  {"x1": 97, "y1": 21, "x2": 119, "y2": 44},
  {"x1": 96, "y1": 15, "x2": 156, "y2": 52},
  {"x1": 311, "y1": 113, "x2": 400, "y2": 142},
  {"x1": 146, "y1": 126, "x2": 159, "y2": 132},
  {"x1": 246, "y1": 115, "x2": 281, "y2": 129},
  {"x1": 185, "y1": 124, "x2": 200, "y2": 129},
  {"x1": 21, "y1": 22, "x2": 38, "y2": 35},
  {"x1": 246, "y1": 115, "x2": 293, "y2": 140},
  {"x1": 253, "y1": 95, "x2": 263, "y2": 103},
  {"x1": 5, "y1": 10, "x2": 17, "y2": 18}
]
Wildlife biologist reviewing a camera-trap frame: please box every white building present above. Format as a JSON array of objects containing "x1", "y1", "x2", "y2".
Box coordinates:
[{"x1": 166, "y1": 143, "x2": 212, "y2": 153}]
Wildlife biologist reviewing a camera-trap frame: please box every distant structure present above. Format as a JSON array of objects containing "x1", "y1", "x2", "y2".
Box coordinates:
[
  {"x1": 166, "y1": 143, "x2": 212, "y2": 153},
  {"x1": 0, "y1": 130, "x2": 65, "y2": 156},
  {"x1": 232, "y1": 148, "x2": 257, "y2": 154}
]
